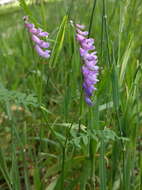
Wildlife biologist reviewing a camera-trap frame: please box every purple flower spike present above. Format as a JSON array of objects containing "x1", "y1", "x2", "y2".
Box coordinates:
[
  {"x1": 23, "y1": 16, "x2": 50, "y2": 59},
  {"x1": 76, "y1": 23, "x2": 99, "y2": 106}
]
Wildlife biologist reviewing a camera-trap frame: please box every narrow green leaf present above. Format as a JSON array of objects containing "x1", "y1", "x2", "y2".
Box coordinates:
[
  {"x1": 119, "y1": 36, "x2": 134, "y2": 85},
  {"x1": 49, "y1": 15, "x2": 68, "y2": 68},
  {"x1": 0, "y1": 149, "x2": 12, "y2": 190},
  {"x1": 99, "y1": 138, "x2": 106, "y2": 190}
]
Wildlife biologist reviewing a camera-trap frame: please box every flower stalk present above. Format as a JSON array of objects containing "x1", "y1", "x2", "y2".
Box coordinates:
[
  {"x1": 23, "y1": 16, "x2": 50, "y2": 59},
  {"x1": 76, "y1": 24, "x2": 99, "y2": 106}
]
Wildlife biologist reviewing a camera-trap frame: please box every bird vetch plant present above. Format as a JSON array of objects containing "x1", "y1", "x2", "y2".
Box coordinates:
[
  {"x1": 23, "y1": 16, "x2": 51, "y2": 59},
  {"x1": 75, "y1": 23, "x2": 99, "y2": 106}
]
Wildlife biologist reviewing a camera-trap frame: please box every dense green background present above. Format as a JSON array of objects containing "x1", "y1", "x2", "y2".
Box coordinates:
[{"x1": 0, "y1": 0, "x2": 142, "y2": 189}]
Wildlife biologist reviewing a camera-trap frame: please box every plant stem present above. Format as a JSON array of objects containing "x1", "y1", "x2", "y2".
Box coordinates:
[
  {"x1": 88, "y1": 0, "x2": 97, "y2": 37},
  {"x1": 87, "y1": 0, "x2": 98, "y2": 187}
]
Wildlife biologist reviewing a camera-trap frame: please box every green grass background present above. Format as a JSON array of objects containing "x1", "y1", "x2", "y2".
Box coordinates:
[{"x1": 0, "y1": 0, "x2": 142, "y2": 189}]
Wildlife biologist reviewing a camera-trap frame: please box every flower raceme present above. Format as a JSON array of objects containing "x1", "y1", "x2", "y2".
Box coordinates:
[
  {"x1": 23, "y1": 16, "x2": 50, "y2": 59},
  {"x1": 76, "y1": 24, "x2": 99, "y2": 106}
]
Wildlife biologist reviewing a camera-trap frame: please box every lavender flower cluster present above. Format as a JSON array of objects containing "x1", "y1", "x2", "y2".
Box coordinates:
[
  {"x1": 76, "y1": 24, "x2": 99, "y2": 106},
  {"x1": 23, "y1": 16, "x2": 50, "y2": 59}
]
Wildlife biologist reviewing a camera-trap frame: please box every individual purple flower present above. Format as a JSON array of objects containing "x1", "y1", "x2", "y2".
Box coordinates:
[
  {"x1": 23, "y1": 16, "x2": 50, "y2": 59},
  {"x1": 35, "y1": 45, "x2": 50, "y2": 58},
  {"x1": 76, "y1": 23, "x2": 99, "y2": 106},
  {"x1": 39, "y1": 41, "x2": 50, "y2": 48},
  {"x1": 29, "y1": 28, "x2": 38, "y2": 34},
  {"x1": 76, "y1": 24, "x2": 85, "y2": 29},
  {"x1": 32, "y1": 35, "x2": 41, "y2": 45},
  {"x1": 77, "y1": 29, "x2": 89, "y2": 36},
  {"x1": 37, "y1": 31, "x2": 49, "y2": 37}
]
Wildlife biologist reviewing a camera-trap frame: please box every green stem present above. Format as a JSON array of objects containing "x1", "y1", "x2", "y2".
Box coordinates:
[
  {"x1": 61, "y1": 124, "x2": 72, "y2": 189},
  {"x1": 100, "y1": 0, "x2": 105, "y2": 62},
  {"x1": 88, "y1": 0, "x2": 97, "y2": 37},
  {"x1": 87, "y1": 0, "x2": 98, "y2": 183},
  {"x1": 99, "y1": 137, "x2": 106, "y2": 190},
  {"x1": 88, "y1": 107, "x2": 95, "y2": 188},
  {"x1": 103, "y1": 0, "x2": 111, "y2": 66}
]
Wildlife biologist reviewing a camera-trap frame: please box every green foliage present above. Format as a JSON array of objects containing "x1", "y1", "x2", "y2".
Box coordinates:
[
  {"x1": 49, "y1": 15, "x2": 68, "y2": 68},
  {"x1": 0, "y1": 0, "x2": 141, "y2": 189},
  {"x1": 19, "y1": 0, "x2": 41, "y2": 27},
  {"x1": 0, "y1": 149, "x2": 12, "y2": 190},
  {"x1": 0, "y1": 83, "x2": 39, "y2": 108}
]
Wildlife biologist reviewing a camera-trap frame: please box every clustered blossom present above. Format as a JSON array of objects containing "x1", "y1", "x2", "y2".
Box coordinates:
[
  {"x1": 76, "y1": 24, "x2": 99, "y2": 106},
  {"x1": 23, "y1": 16, "x2": 50, "y2": 58}
]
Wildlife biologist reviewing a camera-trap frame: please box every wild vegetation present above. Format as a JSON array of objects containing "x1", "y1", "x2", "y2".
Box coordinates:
[{"x1": 0, "y1": 0, "x2": 142, "y2": 189}]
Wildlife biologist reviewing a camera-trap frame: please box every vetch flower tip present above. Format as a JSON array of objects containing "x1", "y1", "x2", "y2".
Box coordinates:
[
  {"x1": 23, "y1": 16, "x2": 50, "y2": 59},
  {"x1": 76, "y1": 23, "x2": 99, "y2": 106}
]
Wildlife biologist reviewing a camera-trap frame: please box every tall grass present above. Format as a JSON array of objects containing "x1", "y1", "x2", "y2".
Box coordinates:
[{"x1": 0, "y1": 0, "x2": 142, "y2": 189}]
